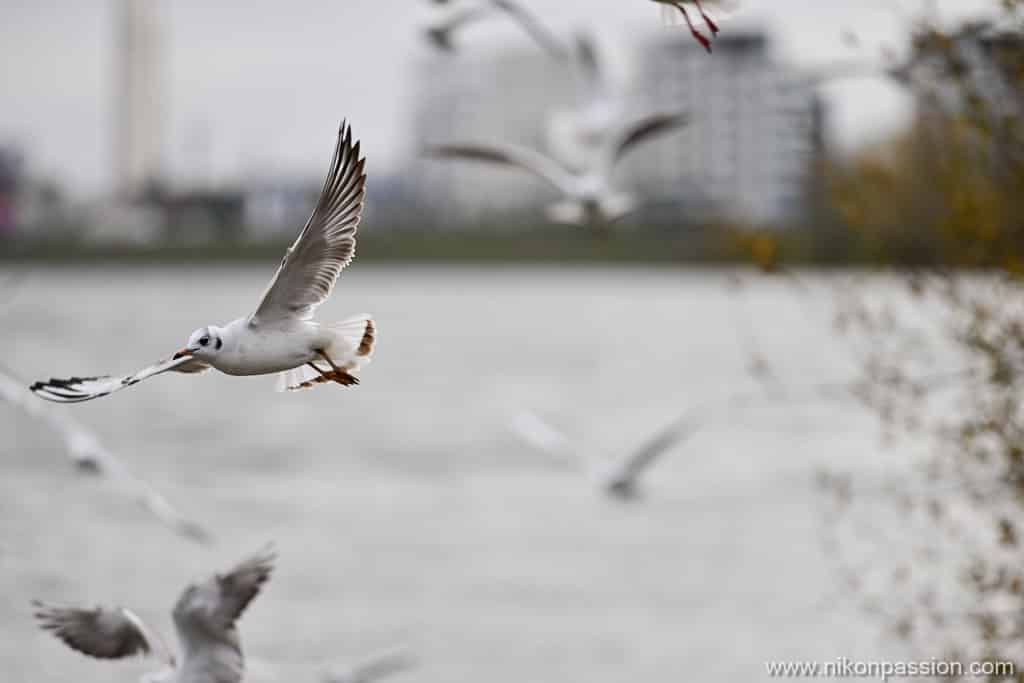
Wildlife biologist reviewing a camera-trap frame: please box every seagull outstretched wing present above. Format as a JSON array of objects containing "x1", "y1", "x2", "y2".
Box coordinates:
[
  {"x1": 33, "y1": 601, "x2": 173, "y2": 665},
  {"x1": 172, "y1": 546, "x2": 276, "y2": 640},
  {"x1": 602, "y1": 412, "x2": 700, "y2": 497},
  {"x1": 423, "y1": 141, "x2": 576, "y2": 194},
  {"x1": 599, "y1": 111, "x2": 690, "y2": 176},
  {"x1": 250, "y1": 122, "x2": 366, "y2": 326},
  {"x1": 30, "y1": 353, "x2": 208, "y2": 404},
  {"x1": 30, "y1": 354, "x2": 208, "y2": 404}
]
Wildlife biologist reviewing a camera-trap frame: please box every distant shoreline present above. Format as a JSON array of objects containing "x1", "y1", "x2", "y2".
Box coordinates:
[{"x1": 0, "y1": 231, "x2": 746, "y2": 265}]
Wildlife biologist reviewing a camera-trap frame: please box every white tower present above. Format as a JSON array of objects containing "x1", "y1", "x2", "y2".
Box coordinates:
[{"x1": 114, "y1": 0, "x2": 164, "y2": 199}]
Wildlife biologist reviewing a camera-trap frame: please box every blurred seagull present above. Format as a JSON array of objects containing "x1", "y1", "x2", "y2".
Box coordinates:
[
  {"x1": 423, "y1": 111, "x2": 690, "y2": 228},
  {"x1": 423, "y1": 0, "x2": 568, "y2": 61},
  {"x1": 0, "y1": 366, "x2": 211, "y2": 543},
  {"x1": 651, "y1": 0, "x2": 741, "y2": 52},
  {"x1": 31, "y1": 121, "x2": 376, "y2": 403},
  {"x1": 33, "y1": 546, "x2": 275, "y2": 683},
  {"x1": 510, "y1": 410, "x2": 700, "y2": 499}
]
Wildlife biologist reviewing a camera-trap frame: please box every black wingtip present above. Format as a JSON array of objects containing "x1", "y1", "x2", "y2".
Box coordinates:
[{"x1": 339, "y1": 119, "x2": 354, "y2": 143}]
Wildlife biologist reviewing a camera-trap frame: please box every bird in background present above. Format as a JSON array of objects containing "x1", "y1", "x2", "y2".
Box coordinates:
[
  {"x1": 423, "y1": 111, "x2": 690, "y2": 229},
  {"x1": 509, "y1": 410, "x2": 700, "y2": 499},
  {"x1": 33, "y1": 546, "x2": 276, "y2": 683},
  {"x1": 422, "y1": 0, "x2": 569, "y2": 61},
  {"x1": 650, "y1": 0, "x2": 741, "y2": 52},
  {"x1": 0, "y1": 366, "x2": 211, "y2": 543},
  {"x1": 31, "y1": 121, "x2": 376, "y2": 403}
]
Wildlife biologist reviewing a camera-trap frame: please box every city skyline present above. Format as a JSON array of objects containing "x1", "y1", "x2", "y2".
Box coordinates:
[{"x1": 0, "y1": 0, "x2": 995, "y2": 198}]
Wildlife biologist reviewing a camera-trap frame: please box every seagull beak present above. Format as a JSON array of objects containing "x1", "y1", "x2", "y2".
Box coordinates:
[{"x1": 172, "y1": 348, "x2": 193, "y2": 360}]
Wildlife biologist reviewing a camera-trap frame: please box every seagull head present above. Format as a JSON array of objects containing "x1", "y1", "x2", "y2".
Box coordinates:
[{"x1": 176, "y1": 326, "x2": 224, "y2": 360}]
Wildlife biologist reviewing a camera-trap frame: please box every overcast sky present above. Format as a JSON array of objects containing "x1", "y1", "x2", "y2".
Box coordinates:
[{"x1": 0, "y1": 1, "x2": 995, "y2": 197}]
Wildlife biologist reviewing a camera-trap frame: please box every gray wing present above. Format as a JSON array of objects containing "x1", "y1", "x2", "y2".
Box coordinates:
[
  {"x1": 423, "y1": 141, "x2": 576, "y2": 193},
  {"x1": 33, "y1": 602, "x2": 156, "y2": 661},
  {"x1": 599, "y1": 111, "x2": 690, "y2": 176},
  {"x1": 603, "y1": 412, "x2": 699, "y2": 498},
  {"x1": 173, "y1": 546, "x2": 276, "y2": 636},
  {"x1": 250, "y1": 122, "x2": 366, "y2": 326},
  {"x1": 30, "y1": 354, "x2": 207, "y2": 404}
]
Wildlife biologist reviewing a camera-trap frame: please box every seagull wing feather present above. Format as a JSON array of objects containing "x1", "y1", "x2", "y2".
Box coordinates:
[
  {"x1": 173, "y1": 546, "x2": 276, "y2": 638},
  {"x1": 32, "y1": 602, "x2": 163, "y2": 662},
  {"x1": 605, "y1": 412, "x2": 698, "y2": 490},
  {"x1": 423, "y1": 142, "x2": 576, "y2": 194},
  {"x1": 600, "y1": 111, "x2": 691, "y2": 176},
  {"x1": 29, "y1": 354, "x2": 205, "y2": 404},
  {"x1": 250, "y1": 121, "x2": 366, "y2": 326}
]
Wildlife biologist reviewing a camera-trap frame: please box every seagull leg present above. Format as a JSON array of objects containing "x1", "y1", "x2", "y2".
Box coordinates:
[
  {"x1": 316, "y1": 350, "x2": 360, "y2": 387},
  {"x1": 287, "y1": 362, "x2": 334, "y2": 390},
  {"x1": 306, "y1": 363, "x2": 333, "y2": 379},
  {"x1": 692, "y1": 0, "x2": 720, "y2": 35},
  {"x1": 675, "y1": 4, "x2": 712, "y2": 53}
]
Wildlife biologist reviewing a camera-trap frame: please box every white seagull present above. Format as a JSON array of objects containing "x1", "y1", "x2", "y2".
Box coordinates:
[
  {"x1": 31, "y1": 122, "x2": 376, "y2": 403},
  {"x1": 33, "y1": 546, "x2": 276, "y2": 683},
  {"x1": 423, "y1": 111, "x2": 690, "y2": 227}
]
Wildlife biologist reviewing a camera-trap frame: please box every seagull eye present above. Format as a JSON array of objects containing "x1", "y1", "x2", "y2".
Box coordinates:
[{"x1": 199, "y1": 337, "x2": 210, "y2": 347}]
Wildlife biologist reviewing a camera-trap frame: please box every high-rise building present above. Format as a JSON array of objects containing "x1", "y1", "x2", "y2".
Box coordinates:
[
  {"x1": 626, "y1": 30, "x2": 821, "y2": 226},
  {"x1": 114, "y1": 0, "x2": 164, "y2": 199}
]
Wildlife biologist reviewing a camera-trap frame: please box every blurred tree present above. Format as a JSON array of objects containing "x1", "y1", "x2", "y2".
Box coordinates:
[{"x1": 819, "y1": 4, "x2": 1024, "y2": 680}]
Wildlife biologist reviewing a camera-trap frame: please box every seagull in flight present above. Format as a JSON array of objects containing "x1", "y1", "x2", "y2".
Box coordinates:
[
  {"x1": 33, "y1": 546, "x2": 276, "y2": 683},
  {"x1": 423, "y1": 111, "x2": 690, "y2": 228},
  {"x1": 31, "y1": 122, "x2": 376, "y2": 403},
  {"x1": 509, "y1": 410, "x2": 700, "y2": 499}
]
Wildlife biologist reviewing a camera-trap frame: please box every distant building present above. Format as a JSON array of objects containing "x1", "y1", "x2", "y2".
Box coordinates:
[
  {"x1": 243, "y1": 178, "x2": 320, "y2": 241},
  {"x1": 242, "y1": 171, "x2": 420, "y2": 239},
  {"x1": 626, "y1": 30, "x2": 822, "y2": 226},
  {"x1": 114, "y1": 0, "x2": 165, "y2": 200},
  {"x1": 158, "y1": 190, "x2": 245, "y2": 242}
]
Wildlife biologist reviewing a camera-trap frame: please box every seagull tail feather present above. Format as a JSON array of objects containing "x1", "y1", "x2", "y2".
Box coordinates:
[{"x1": 276, "y1": 315, "x2": 376, "y2": 392}]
